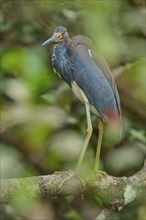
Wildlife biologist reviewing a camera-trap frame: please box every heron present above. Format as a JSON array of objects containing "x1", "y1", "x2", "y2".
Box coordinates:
[{"x1": 42, "y1": 26, "x2": 122, "y2": 172}]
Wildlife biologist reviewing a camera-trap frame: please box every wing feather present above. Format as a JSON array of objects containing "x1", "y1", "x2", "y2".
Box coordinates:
[{"x1": 69, "y1": 35, "x2": 121, "y2": 118}]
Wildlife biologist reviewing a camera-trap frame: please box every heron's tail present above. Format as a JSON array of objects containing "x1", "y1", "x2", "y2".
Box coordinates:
[{"x1": 105, "y1": 108, "x2": 122, "y2": 140}]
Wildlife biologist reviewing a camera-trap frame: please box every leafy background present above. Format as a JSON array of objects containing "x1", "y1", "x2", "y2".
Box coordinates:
[{"x1": 0, "y1": 0, "x2": 145, "y2": 219}]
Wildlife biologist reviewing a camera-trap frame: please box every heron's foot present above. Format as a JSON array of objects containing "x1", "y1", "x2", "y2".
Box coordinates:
[
  {"x1": 54, "y1": 170, "x2": 86, "y2": 192},
  {"x1": 94, "y1": 169, "x2": 107, "y2": 176}
]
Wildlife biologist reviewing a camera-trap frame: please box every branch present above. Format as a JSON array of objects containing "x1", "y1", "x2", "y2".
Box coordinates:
[
  {"x1": 95, "y1": 208, "x2": 114, "y2": 220},
  {"x1": 1, "y1": 159, "x2": 146, "y2": 214}
]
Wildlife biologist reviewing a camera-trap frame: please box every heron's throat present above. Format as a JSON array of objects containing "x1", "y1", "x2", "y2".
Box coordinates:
[
  {"x1": 51, "y1": 43, "x2": 67, "y2": 76},
  {"x1": 51, "y1": 42, "x2": 73, "y2": 86},
  {"x1": 52, "y1": 43, "x2": 66, "y2": 65}
]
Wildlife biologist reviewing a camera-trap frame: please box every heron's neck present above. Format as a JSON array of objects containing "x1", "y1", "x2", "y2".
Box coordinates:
[
  {"x1": 51, "y1": 35, "x2": 71, "y2": 67},
  {"x1": 51, "y1": 43, "x2": 67, "y2": 68},
  {"x1": 64, "y1": 36, "x2": 71, "y2": 44},
  {"x1": 51, "y1": 42, "x2": 73, "y2": 86},
  {"x1": 59, "y1": 36, "x2": 71, "y2": 45}
]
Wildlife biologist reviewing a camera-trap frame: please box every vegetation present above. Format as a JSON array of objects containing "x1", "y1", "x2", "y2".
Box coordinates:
[{"x1": 0, "y1": 0, "x2": 145, "y2": 219}]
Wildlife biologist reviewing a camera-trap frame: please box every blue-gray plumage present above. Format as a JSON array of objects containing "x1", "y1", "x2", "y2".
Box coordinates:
[
  {"x1": 42, "y1": 26, "x2": 122, "y2": 171},
  {"x1": 72, "y1": 46, "x2": 119, "y2": 123},
  {"x1": 51, "y1": 43, "x2": 74, "y2": 85}
]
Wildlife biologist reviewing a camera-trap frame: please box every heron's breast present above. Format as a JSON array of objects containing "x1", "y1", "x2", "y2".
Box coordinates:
[
  {"x1": 52, "y1": 67, "x2": 61, "y2": 78},
  {"x1": 51, "y1": 45, "x2": 61, "y2": 78}
]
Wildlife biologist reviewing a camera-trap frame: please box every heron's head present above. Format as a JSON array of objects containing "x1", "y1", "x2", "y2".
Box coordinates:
[{"x1": 42, "y1": 26, "x2": 69, "y2": 46}]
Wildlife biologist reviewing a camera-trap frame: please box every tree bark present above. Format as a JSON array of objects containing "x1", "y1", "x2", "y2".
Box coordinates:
[{"x1": 0, "y1": 159, "x2": 146, "y2": 215}]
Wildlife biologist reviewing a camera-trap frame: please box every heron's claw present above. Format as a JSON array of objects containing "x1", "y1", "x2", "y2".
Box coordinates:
[
  {"x1": 94, "y1": 170, "x2": 107, "y2": 176},
  {"x1": 54, "y1": 170, "x2": 86, "y2": 192}
]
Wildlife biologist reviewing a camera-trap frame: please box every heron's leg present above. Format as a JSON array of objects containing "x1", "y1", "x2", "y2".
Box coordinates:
[
  {"x1": 76, "y1": 101, "x2": 92, "y2": 171},
  {"x1": 94, "y1": 120, "x2": 103, "y2": 171}
]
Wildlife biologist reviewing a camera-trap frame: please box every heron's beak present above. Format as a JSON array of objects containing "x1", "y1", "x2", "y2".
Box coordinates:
[{"x1": 42, "y1": 32, "x2": 61, "y2": 46}]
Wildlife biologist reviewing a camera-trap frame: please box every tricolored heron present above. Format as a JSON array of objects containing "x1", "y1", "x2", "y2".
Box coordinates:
[{"x1": 42, "y1": 26, "x2": 122, "y2": 171}]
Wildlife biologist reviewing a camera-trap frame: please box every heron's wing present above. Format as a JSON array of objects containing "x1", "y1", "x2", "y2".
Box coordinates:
[
  {"x1": 70, "y1": 35, "x2": 121, "y2": 118},
  {"x1": 91, "y1": 51, "x2": 121, "y2": 117}
]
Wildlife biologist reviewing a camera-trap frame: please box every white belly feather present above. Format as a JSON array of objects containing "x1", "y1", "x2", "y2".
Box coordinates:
[{"x1": 71, "y1": 81, "x2": 101, "y2": 118}]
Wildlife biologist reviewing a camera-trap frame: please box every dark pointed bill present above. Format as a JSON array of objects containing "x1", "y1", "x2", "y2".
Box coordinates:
[{"x1": 42, "y1": 32, "x2": 59, "y2": 46}]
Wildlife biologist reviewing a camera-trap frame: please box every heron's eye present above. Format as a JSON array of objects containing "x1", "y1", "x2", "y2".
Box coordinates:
[
  {"x1": 61, "y1": 32, "x2": 64, "y2": 36},
  {"x1": 59, "y1": 32, "x2": 65, "y2": 40}
]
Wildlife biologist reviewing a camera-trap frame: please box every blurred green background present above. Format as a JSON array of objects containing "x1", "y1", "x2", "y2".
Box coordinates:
[{"x1": 0, "y1": 0, "x2": 145, "y2": 219}]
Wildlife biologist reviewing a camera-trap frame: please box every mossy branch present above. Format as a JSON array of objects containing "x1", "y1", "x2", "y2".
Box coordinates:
[{"x1": 0, "y1": 159, "x2": 145, "y2": 216}]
